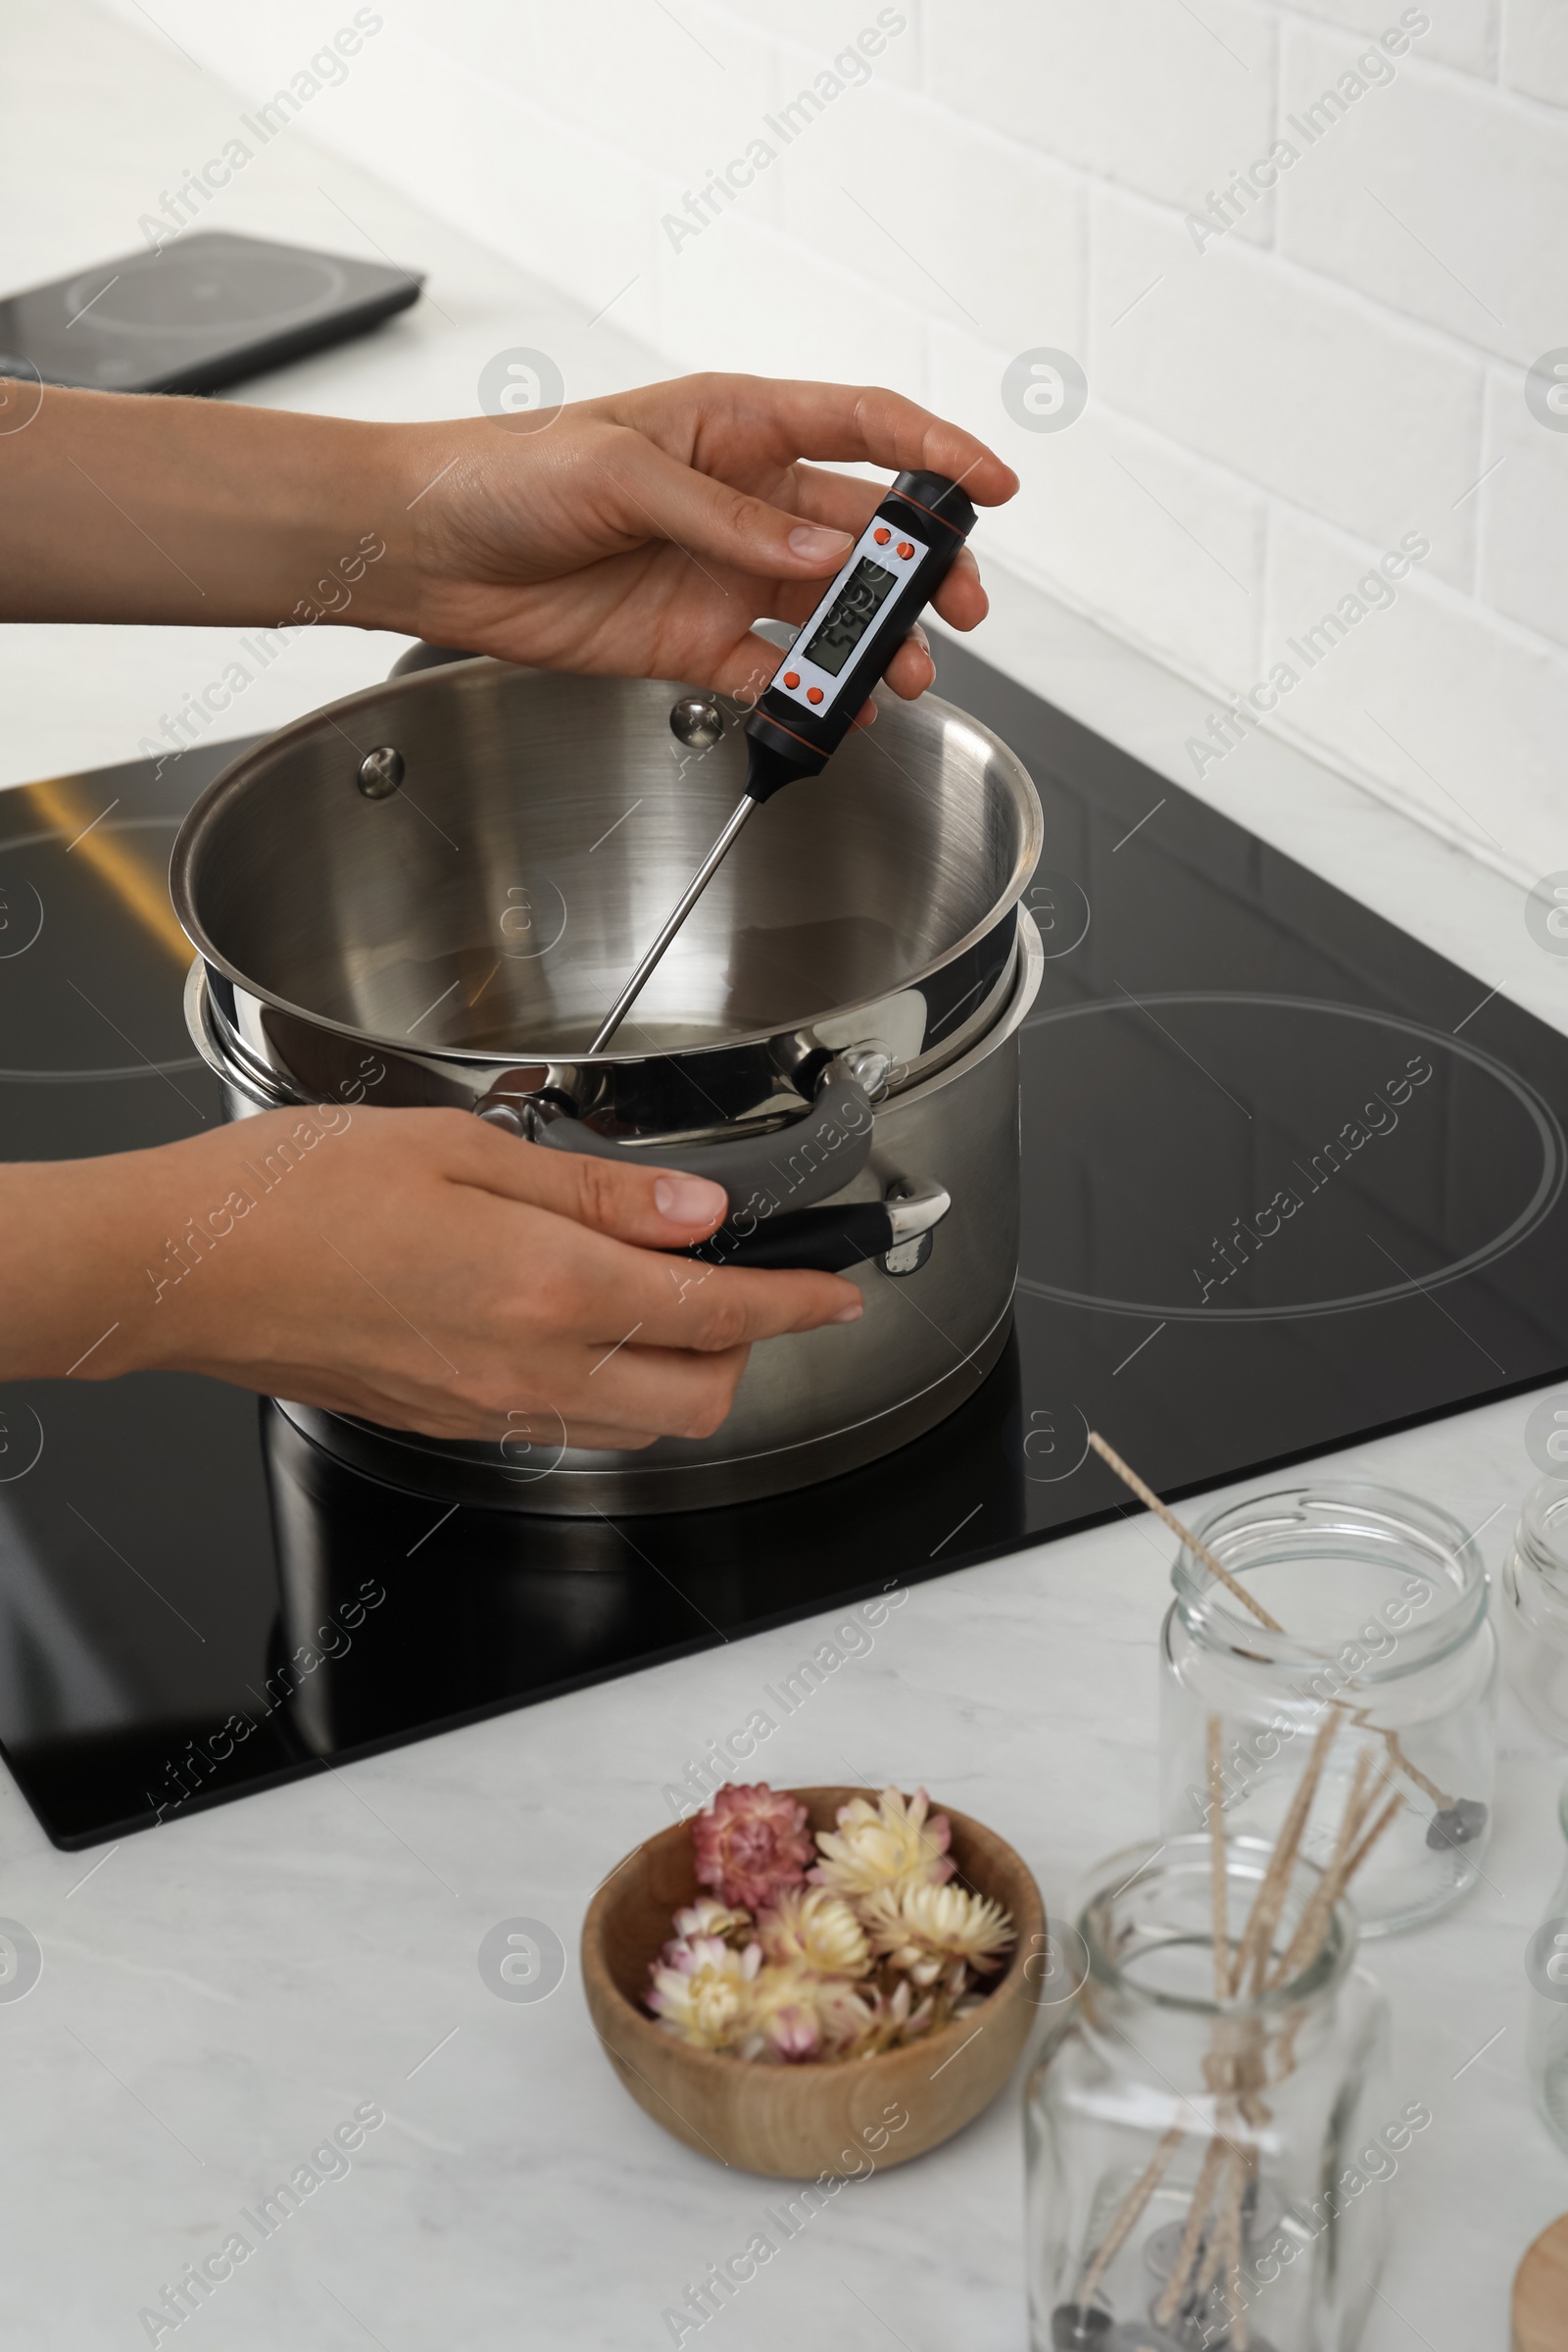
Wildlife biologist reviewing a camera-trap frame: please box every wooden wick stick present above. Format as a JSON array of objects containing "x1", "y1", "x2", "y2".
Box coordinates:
[
  {"x1": 1343, "y1": 1788, "x2": 1406, "y2": 1886},
  {"x1": 1193, "y1": 2146, "x2": 1246, "y2": 2308},
  {"x1": 1262, "y1": 1751, "x2": 1373, "y2": 1995},
  {"x1": 1077, "y1": 2122, "x2": 1186, "y2": 2307},
  {"x1": 1336, "y1": 1747, "x2": 1380, "y2": 1858},
  {"x1": 1207, "y1": 1714, "x2": 1229, "y2": 2001},
  {"x1": 1348, "y1": 1705, "x2": 1453, "y2": 1812},
  {"x1": 1088, "y1": 1433, "x2": 1285, "y2": 1633},
  {"x1": 1220, "y1": 2156, "x2": 1250, "y2": 2352},
  {"x1": 1229, "y1": 1713, "x2": 1339, "y2": 1995},
  {"x1": 1266, "y1": 1790, "x2": 1405, "y2": 1991},
  {"x1": 1153, "y1": 2133, "x2": 1229, "y2": 2328}
]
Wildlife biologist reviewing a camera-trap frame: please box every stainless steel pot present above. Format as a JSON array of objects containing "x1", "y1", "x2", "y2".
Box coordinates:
[{"x1": 173, "y1": 656, "x2": 1043, "y2": 1512}]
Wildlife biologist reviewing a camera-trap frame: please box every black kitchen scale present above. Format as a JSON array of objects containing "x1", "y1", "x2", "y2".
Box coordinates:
[{"x1": 3, "y1": 638, "x2": 1565, "y2": 1847}]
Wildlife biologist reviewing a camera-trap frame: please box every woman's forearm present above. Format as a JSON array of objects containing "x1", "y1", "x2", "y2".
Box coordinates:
[
  {"x1": 0, "y1": 1152, "x2": 154, "y2": 1383},
  {"x1": 0, "y1": 383, "x2": 422, "y2": 630}
]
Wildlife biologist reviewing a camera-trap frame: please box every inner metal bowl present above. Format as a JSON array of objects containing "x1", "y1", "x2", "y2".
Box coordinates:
[{"x1": 172, "y1": 658, "x2": 1042, "y2": 1133}]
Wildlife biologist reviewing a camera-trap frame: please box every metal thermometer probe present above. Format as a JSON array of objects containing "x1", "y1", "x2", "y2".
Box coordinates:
[{"x1": 588, "y1": 467, "x2": 979, "y2": 1053}]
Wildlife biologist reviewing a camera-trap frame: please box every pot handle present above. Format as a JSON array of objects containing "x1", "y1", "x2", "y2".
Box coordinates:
[
  {"x1": 480, "y1": 1061, "x2": 879, "y2": 1221},
  {"x1": 684, "y1": 1182, "x2": 951, "y2": 1274}
]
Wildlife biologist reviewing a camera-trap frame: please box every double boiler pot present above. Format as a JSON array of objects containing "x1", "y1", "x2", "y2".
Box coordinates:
[{"x1": 172, "y1": 655, "x2": 1043, "y2": 1514}]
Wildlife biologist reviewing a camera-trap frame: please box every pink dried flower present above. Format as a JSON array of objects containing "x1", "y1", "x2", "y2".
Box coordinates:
[{"x1": 692, "y1": 1783, "x2": 812, "y2": 1911}]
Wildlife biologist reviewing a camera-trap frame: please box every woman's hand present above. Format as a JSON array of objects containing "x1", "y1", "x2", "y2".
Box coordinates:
[
  {"x1": 380, "y1": 373, "x2": 1019, "y2": 707},
  {"x1": 0, "y1": 372, "x2": 1017, "y2": 710},
  {"x1": 0, "y1": 1108, "x2": 863, "y2": 1450}
]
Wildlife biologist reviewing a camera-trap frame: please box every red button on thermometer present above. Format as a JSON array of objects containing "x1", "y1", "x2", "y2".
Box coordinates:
[{"x1": 589, "y1": 468, "x2": 978, "y2": 1052}]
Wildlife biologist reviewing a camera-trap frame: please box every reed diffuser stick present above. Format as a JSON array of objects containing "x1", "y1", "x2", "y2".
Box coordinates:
[{"x1": 1087, "y1": 1433, "x2": 1284, "y2": 1633}]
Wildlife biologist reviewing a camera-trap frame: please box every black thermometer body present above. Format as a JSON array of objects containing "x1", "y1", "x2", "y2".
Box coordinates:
[
  {"x1": 586, "y1": 468, "x2": 977, "y2": 1051},
  {"x1": 741, "y1": 467, "x2": 979, "y2": 801}
]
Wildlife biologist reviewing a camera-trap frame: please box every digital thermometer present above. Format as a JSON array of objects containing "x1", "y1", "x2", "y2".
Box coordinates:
[{"x1": 588, "y1": 467, "x2": 978, "y2": 1054}]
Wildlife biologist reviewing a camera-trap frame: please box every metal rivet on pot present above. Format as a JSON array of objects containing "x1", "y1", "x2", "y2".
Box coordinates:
[
  {"x1": 357, "y1": 746, "x2": 405, "y2": 799},
  {"x1": 669, "y1": 697, "x2": 723, "y2": 751},
  {"x1": 839, "y1": 1044, "x2": 893, "y2": 1100}
]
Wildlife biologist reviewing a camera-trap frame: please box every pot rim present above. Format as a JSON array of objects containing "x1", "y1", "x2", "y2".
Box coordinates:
[{"x1": 169, "y1": 655, "x2": 1044, "y2": 1070}]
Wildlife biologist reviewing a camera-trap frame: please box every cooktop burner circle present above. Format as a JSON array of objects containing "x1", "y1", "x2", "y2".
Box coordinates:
[
  {"x1": 0, "y1": 815, "x2": 204, "y2": 1079},
  {"x1": 0, "y1": 1400, "x2": 44, "y2": 1485},
  {"x1": 1018, "y1": 992, "x2": 1564, "y2": 1322}
]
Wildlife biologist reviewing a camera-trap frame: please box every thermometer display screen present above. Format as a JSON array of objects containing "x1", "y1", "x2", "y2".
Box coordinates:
[{"x1": 802, "y1": 555, "x2": 899, "y2": 677}]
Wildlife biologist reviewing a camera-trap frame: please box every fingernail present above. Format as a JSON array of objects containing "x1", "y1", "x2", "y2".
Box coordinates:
[
  {"x1": 788, "y1": 525, "x2": 854, "y2": 564},
  {"x1": 910, "y1": 621, "x2": 931, "y2": 655},
  {"x1": 832, "y1": 1298, "x2": 864, "y2": 1323},
  {"x1": 655, "y1": 1174, "x2": 727, "y2": 1224}
]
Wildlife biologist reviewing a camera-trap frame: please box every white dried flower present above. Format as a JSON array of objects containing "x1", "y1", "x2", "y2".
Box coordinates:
[
  {"x1": 757, "y1": 1886, "x2": 871, "y2": 1978},
  {"x1": 859, "y1": 1880, "x2": 1015, "y2": 1986},
  {"x1": 808, "y1": 1786, "x2": 956, "y2": 1900}
]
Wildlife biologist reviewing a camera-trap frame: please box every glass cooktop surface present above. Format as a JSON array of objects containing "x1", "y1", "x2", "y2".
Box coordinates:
[{"x1": 2, "y1": 641, "x2": 1564, "y2": 1846}]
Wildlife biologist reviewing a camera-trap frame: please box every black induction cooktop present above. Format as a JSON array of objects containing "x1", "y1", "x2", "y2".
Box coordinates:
[
  {"x1": 0, "y1": 230, "x2": 422, "y2": 397},
  {"x1": 3, "y1": 642, "x2": 1564, "y2": 1847}
]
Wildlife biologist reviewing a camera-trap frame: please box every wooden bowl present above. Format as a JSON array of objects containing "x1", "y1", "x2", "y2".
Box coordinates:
[{"x1": 580, "y1": 1786, "x2": 1046, "y2": 2179}]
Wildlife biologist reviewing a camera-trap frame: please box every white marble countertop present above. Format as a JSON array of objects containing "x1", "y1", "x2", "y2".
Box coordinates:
[{"x1": 3, "y1": 7, "x2": 1567, "y2": 2348}]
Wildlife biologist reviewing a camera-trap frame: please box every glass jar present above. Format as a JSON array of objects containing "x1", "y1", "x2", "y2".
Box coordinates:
[
  {"x1": 1526, "y1": 1774, "x2": 1568, "y2": 2154},
  {"x1": 1159, "y1": 1483, "x2": 1495, "y2": 1935},
  {"x1": 1499, "y1": 1480, "x2": 1568, "y2": 1743},
  {"x1": 1025, "y1": 1837, "x2": 1393, "y2": 2352}
]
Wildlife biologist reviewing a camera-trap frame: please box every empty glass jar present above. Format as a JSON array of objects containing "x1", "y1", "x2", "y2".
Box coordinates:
[
  {"x1": 1526, "y1": 1773, "x2": 1568, "y2": 2154},
  {"x1": 1025, "y1": 1836, "x2": 1394, "y2": 2352},
  {"x1": 1159, "y1": 1484, "x2": 1495, "y2": 1934},
  {"x1": 1499, "y1": 1480, "x2": 1568, "y2": 1743}
]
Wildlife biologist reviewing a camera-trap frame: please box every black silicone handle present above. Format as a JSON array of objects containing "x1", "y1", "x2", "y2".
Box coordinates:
[
  {"x1": 531, "y1": 1073, "x2": 875, "y2": 1220},
  {"x1": 685, "y1": 1200, "x2": 895, "y2": 1273}
]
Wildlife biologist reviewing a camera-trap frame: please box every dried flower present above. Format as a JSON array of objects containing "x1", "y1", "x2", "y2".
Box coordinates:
[
  {"x1": 693, "y1": 1783, "x2": 812, "y2": 1910},
  {"x1": 757, "y1": 1886, "x2": 871, "y2": 1978},
  {"x1": 838, "y1": 1974, "x2": 936, "y2": 2059},
  {"x1": 859, "y1": 1879, "x2": 1015, "y2": 1986},
  {"x1": 670, "y1": 1895, "x2": 753, "y2": 1946},
  {"x1": 808, "y1": 1785, "x2": 956, "y2": 1901},
  {"x1": 645, "y1": 1783, "x2": 1009, "y2": 2067},
  {"x1": 741, "y1": 1961, "x2": 827, "y2": 2063},
  {"x1": 647, "y1": 1934, "x2": 761, "y2": 2051},
  {"x1": 740, "y1": 1961, "x2": 877, "y2": 2063}
]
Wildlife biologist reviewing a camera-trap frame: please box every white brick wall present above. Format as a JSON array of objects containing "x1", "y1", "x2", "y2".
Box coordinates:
[{"x1": 94, "y1": 0, "x2": 1568, "y2": 886}]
